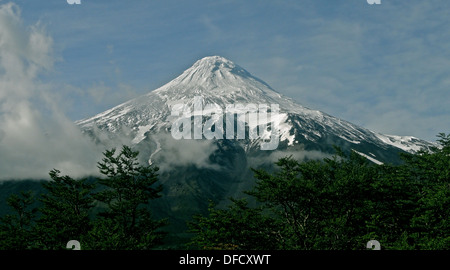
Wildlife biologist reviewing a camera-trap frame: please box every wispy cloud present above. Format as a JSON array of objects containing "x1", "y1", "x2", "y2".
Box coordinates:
[
  {"x1": 0, "y1": 3, "x2": 102, "y2": 180},
  {"x1": 148, "y1": 133, "x2": 220, "y2": 172},
  {"x1": 235, "y1": 1, "x2": 450, "y2": 141}
]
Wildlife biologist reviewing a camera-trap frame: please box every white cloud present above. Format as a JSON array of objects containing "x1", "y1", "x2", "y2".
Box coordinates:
[
  {"x1": 148, "y1": 133, "x2": 220, "y2": 172},
  {"x1": 0, "y1": 3, "x2": 103, "y2": 180}
]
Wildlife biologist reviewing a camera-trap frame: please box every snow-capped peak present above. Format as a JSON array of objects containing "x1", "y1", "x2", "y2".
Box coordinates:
[
  {"x1": 182, "y1": 56, "x2": 251, "y2": 78},
  {"x1": 190, "y1": 56, "x2": 240, "y2": 71},
  {"x1": 76, "y1": 56, "x2": 435, "y2": 157},
  {"x1": 152, "y1": 56, "x2": 277, "y2": 102}
]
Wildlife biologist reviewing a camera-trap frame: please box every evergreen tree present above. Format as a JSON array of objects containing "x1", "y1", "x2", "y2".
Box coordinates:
[
  {"x1": 403, "y1": 133, "x2": 450, "y2": 249},
  {"x1": 34, "y1": 169, "x2": 95, "y2": 250},
  {"x1": 188, "y1": 198, "x2": 277, "y2": 250},
  {"x1": 249, "y1": 151, "x2": 379, "y2": 250},
  {"x1": 86, "y1": 145, "x2": 167, "y2": 250},
  {"x1": 0, "y1": 191, "x2": 37, "y2": 250},
  {"x1": 189, "y1": 134, "x2": 450, "y2": 250}
]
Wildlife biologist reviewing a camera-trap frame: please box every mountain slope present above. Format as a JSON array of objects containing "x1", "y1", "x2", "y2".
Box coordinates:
[
  {"x1": 76, "y1": 55, "x2": 433, "y2": 160},
  {"x1": 75, "y1": 56, "x2": 435, "y2": 246}
]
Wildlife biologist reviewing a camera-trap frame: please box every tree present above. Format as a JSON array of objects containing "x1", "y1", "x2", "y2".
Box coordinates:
[
  {"x1": 246, "y1": 152, "x2": 383, "y2": 250},
  {"x1": 188, "y1": 198, "x2": 278, "y2": 250},
  {"x1": 0, "y1": 191, "x2": 37, "y2": 250},
  {"x1": 87, "y1": 145, "x2": 167, "y2": 250},
  {"x1": 189, "y1": 134, "x2": 450, "y2": 250},
  {"x1": 249, "y1": 157, "x2": 328, "y2": 249},
  {"x1": 34, "y1": 169, "x2": 95, "y2": 250},
  {"x1": 402, "y1": 133, "x2": 450, "y2": 249}
]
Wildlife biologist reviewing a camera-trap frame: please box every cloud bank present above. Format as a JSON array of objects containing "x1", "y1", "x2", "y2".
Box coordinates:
[
  {"x1": 0, "y1": 3, "x2": 102, "y2": 180},
  {"x1": 147, "y1": 132, "x2": 220, "y2": 172}
]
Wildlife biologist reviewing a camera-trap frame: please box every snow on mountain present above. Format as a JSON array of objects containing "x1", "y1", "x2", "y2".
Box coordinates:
[
  {"x1": 352, "y1": 149, "x2": 384, "y2": 165},
  {"x1": 72, "y1": 56, "x2": 441, "y2": 240},
  {"x1": 76, "y1": 56, "x2": 435, "y2": 163},
  {"x1": 373, "y1": 133, "x2": 432, "y2": 153}
]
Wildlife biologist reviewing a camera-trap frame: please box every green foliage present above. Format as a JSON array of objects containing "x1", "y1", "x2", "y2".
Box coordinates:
[
  {"x1": 86, "y1": 145, "x2": 167, "y2": 250},
  {"x1": 0, "y1": 145, "x2": 167, "y2": 250},
  {"x1": 0, "y1": 191, "x2": 37, "y2": 250},
  {"x1": 1, "y1": 133, "x2": 449, "y2": 250},
  {"x1": 32, "y1": 169, "x2": 96, "y2": 249},
  {"x1": 189, "y1": 133, "x2": 450, "y2": 250},
  {"x1": 188, "y1": 199, "x2": 277, "y2": 250}
]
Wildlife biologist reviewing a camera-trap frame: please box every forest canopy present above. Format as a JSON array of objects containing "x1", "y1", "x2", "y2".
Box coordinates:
[{"x1": 0, "y1": 134, "x2": 449, "y2": 250}]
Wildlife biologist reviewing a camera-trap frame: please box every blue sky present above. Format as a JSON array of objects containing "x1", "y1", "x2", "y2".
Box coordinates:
[
  {"x1": 8, "y1": 0, "x2": 450, "y2": 142},
  {"x1": 0, "y1": 0, "x2": 449, "y2": 179}
]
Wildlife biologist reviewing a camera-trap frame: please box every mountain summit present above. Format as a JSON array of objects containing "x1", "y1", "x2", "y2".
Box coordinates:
[
  {"x1": 173, "y1": 55, "x2": 255, "y2": 87},
  {"x1": 149, "y1": 55, "x2": 291, "y2": 107}
]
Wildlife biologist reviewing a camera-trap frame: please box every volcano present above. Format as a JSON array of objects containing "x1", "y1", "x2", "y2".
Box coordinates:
[{"x1": 75, "y1": 56, "x2": 435, "y2": 245}]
